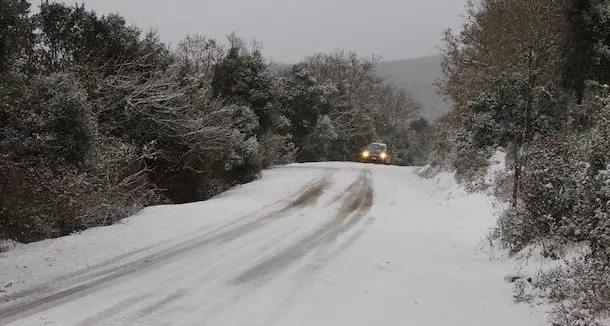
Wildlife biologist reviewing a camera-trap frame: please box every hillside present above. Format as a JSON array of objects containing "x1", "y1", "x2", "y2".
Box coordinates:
[{"x1": 376, "y1": 55, "x2": 451, "y2": 121}]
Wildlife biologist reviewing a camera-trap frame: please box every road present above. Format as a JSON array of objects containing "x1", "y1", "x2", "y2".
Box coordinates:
[{"x1": 0, "y1": 163, "x2": 544, "y2": 326}]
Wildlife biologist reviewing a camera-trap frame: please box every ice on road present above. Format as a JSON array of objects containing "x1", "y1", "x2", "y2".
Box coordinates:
[{"x1": 0, "y1": 162, "x2": 545, "y2": 326}]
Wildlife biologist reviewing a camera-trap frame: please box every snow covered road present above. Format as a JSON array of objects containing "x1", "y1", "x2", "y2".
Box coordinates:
[{"x1": 0, "y1": 163, "x2": 546, "y2": 325}]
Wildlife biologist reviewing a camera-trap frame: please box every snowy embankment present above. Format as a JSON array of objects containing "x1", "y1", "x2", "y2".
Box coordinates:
[{"x1": 0, "y1": 162, "x2": 547, "y2": 326}]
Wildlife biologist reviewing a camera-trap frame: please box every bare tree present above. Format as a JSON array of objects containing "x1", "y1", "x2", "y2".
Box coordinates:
[
  {"x1": 379, "y1": 85, "x2": 420, "y2": 128},
  {"x1": 303, "y1": 51, "x2": 384, "y2": 150},
  {"x1": 175, "y1": 34, "x2": 226, "y2": 77}
]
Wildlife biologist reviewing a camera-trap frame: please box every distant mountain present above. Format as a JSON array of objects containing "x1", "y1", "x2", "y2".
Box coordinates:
[{"x1": 376, "y1": 55, "x2": 451, "y2": 121}]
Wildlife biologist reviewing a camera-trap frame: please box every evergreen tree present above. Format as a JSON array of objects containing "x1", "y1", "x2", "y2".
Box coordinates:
[
  {"x1": 562, "y1": 0, "x2": 610, "y2": 103},
  {"x1": 0, "y1": 0, "x2": 34, "y2": 75},
  {"x1": 212, "y1": 45, "x2": 274, "y2": 134}
]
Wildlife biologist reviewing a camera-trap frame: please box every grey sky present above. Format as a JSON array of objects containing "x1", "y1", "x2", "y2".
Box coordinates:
[{"x1": 76, "y1": 0, "x2": 467, "y2": 63}]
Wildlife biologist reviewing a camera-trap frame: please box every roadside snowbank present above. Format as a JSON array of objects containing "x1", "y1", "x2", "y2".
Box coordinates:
[{"x1": 419, "y1": 152, "x2": 556, "y2": 322}]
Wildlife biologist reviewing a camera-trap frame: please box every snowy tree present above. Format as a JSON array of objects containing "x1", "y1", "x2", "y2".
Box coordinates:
[
  {"x1": 0, "y1": 0, "x2": 34, "y2": 75},
  {"x1": 295, "y1": 51, "x2": 384, "y2": 159},
  {"x1": 0, "y1": 4, "x2": 275, "y2": 242},
  {"x1": 271, "y1": 64, "x2": 335, "y2": 162},
  {"x1": 211, "y1": 41, "x2": 275, "y2": 134},
  {"x1": 175, "y1": 34, "x2": 226, "y2": 78},
  {"x1": 0, "y1": 73, "x2": 96, "y2": 164},
  {"x1": 308, "y1": 115, "x2": 338, "y2": 161},
  {"x1": 403, "y1": 117, "x2": 434, "y2": 166},
  {"x1": 376, "y1": 86, "x2": 422, "y2": 164},
  {"x1": 562, "y1": 0, "x2": 610, "y2": 103},
  {"x1": 439, "y1": 0, "x2": 566, "y2": 203},
  {"x1": 0, "y1": 73, "x2": 158, "y2": 242}
]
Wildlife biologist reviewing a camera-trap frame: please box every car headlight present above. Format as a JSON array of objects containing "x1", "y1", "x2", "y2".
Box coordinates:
[
  {"x1": 380, "y1": 152, "x2": 387, "y2": 159},
  {"x1": 362, "y1": 151, "x2": 370, "y2": 157}
]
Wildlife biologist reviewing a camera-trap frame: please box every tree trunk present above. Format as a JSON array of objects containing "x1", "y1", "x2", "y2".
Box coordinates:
[
  {"x1": 513, "y1": 49, "x2": 536, "y2": 207},
  {"x1": 512, "y1": 141, "x2": 520, "y2": 207}
]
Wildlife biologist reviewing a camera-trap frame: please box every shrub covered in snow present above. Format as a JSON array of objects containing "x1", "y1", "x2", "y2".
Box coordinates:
[
  {"x1": 426, "y1": 110, "x2": 496, "y2": 189},
  {"x1": 496, "y1": 91, "x2": 610, "y2": 258},
  {"x1": 0, "y1": 140, "x2": 159, "y2": 242},
  {"x1": 530, "y1": 255, "x2": 610, "y2": 326},
  {"x1": 490, "y1": 91, "x2": 610, "y2": 326},
  {"x1": 259, "y1": 133, "x2": 297, "y2": 168},
  {"x1": 0, "y1": 3, "x2": 270, "y2": 243},
  {"x1": 1, "y1": 73, "x2": 96, "y2": 164}
]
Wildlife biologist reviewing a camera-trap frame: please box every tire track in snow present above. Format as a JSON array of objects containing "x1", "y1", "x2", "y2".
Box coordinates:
[
  {"x1": 72, "y1": 294, "x2": 153, "y2": 326},
  {"x1": 149, "y1": 168, "x2": 377, "y2": 326},
  {"x1": 260, "y1": 227, "x2": 370, "y2": 326},
  {"x1": 0, "y1": 245, "x2": 157, "y2": 303},
  {"x1": 0, "y1": 171, "x2": 335, "y2": 324},
  {"x1": 124, "y1": 289, "x2": 189, "y2": 325},
  {"x1": 323, "y1": 171, "x2": 367, "y2": 208},
  {"x1": 175, "y1": 169, "x2": 374, "y2": 325},
  {"x1": 232, "y1": 168, "x2": 374, "y2": 284},
  {"x1": 261, "y1": 170, "x2": 391, "y2": 326},
  {"x1": 125, "y1": 182, "x2": 337, "y2": 325},
  {"x1": 65, "y1": 225, "x2": 303, "y2": 326}
]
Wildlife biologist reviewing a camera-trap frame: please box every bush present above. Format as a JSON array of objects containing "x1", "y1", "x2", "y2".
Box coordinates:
[
  {"x1": 496, "y1": 89, "x2": 610, "y2": 253},
  {"x1": 497, "y1": 138, "x2": 606, "y2": 254},
  {"x1": 427, "y1": 113, "x2": 460, "y2": 171},
  {"x1": 0, "y1": 140, "x2": 160, "y2": 243},
  {"x1": 492, "y1": 168, "x2": 514, "y2": 202},
  {"x1": 1, "y1": 73, "x2": 96, "y2": 163},
  {"x1": 93, "y1": 60, "x2": 267, "y2": 203},
  {"x1": 452, "y1": 128, "x2": 494, "y2": 189},
  {"x1": 141, "y1": 96, "x2": 263, "y2": 203},
  {"x1": 0, "y1": 73, "x2": 160, "y2": 243},
  {"x1": 535, "y1": 256, "x2": 610, "y2": 326},
  {"x1": 496, "y1": 205, "x2": 539, "y2": 253},
  {"x1": 259, "y1": 133, "x2": 296, "y2": 168},
  {"x1": 499, "y1": 137, "x2": 609, "y2": 255},
  {"x1": 490, "y1": 89, "x2": 610, "y2": 326}
]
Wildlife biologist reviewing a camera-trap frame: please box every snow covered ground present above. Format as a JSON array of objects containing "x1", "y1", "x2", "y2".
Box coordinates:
[{"x1": 0, "y1": 162, "x2": 547, "y2": 325}]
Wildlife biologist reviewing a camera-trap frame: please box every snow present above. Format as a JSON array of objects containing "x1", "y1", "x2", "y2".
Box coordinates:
[
  {"x1": 0, "y1": 162, "x2": 547, "y2": 326},
  {"x1": 484, "y1": 150, "x2": 507, "y2": 186}
]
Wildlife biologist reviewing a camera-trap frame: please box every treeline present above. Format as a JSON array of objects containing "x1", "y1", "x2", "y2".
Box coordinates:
[
  {"x1": 0, "y1": 1, "x2": 429, "y2": 243},
  {"x1": 432, "y1": 0, "x2": 610, "y2": 324}
]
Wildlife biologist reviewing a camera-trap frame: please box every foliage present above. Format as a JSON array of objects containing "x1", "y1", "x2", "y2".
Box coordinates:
[
  {"x1": 496, "y1": 89, "x2": 610, "y2": 255},
  {"x1": 561, "y1": 0, "x2": 610, "y2": 103},
  {"x1": 1, "y1": 73, "x2": 96, "y2": 163},
  {"x1": 212, "y1": 42, "x2": 274, "y2": 134},
  {"x1": 0, "y1": 142, "x2": 158, "y2": 242},
  {"x1": 0, "y1": 0, "x2": 34, "y2": 75},
  {"x1": 400, "y1": 117, "x2": 434, "y2": 166}
]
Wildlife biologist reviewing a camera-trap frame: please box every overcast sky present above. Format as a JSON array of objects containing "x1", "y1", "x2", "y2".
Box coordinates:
[{"x1": 74, "y1": 0, "x2": 467, "y2": 63}]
